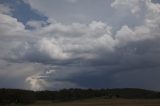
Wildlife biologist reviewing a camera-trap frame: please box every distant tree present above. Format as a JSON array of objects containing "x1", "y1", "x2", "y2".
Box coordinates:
[
  {"x1": 0, "y1": 89, "x2": 36, "y2": 105},
  {"x1": 156, "y1": 92, "x2": 160, "y2": 98}
]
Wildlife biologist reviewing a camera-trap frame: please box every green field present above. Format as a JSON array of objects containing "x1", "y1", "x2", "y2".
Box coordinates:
[{"x1": 11, "y1": 99, "x2": 160, "y2": 106}]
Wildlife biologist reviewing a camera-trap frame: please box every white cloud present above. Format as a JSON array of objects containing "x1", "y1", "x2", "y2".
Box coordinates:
[
  {"x1": 0, "y1": 13, "x2": 26, "y2": 38},
  {"x1": 37, "y1": 38, "x2": 69, "y2": 60},
  {"x1": 111, "y1": 0, "x2": 144, "y2": 14},
  {"x1": 36, "y1": 21, "x2": 115, "y2": 59},
  {"x1": 26, "y1": 74, "x2": 47, "y2": 91},
  {"x1": 112, "y1": 0, "x2": 160, "y2": 46}
]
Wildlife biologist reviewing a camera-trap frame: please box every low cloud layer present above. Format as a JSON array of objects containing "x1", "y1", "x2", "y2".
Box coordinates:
[{"x1": 0, "y1": 0, "x2": 160, "y2": 91}]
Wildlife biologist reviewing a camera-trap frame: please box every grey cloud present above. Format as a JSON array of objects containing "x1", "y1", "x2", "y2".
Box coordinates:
[
  {"x1": 24, "y1": 0, "x2": 114, "y2": 23},
  {"x1": 0, "y1": 4, "x2": 12, "y2": 15}
]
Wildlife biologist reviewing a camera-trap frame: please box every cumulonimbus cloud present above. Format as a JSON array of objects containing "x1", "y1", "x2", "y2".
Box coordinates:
[{"x1": 0, "y1": 0, "x2": 160, "y2": 90}]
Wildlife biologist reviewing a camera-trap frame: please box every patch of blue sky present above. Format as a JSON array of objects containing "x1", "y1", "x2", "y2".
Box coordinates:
[{"x1": 0, "y1": 0, "x2": 47, "y2": 24}]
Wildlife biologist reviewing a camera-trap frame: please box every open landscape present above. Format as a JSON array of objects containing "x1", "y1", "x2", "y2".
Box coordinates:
[{"x1": 9, "y1": 99, "x2": 160, "y2": 106}]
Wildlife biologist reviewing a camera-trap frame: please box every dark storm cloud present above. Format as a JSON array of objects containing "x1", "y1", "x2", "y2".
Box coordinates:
[
  {"x1": 152, "y1": 0, "x2": 160, "y2": 3},
  {"x1": 25, "y1": 36, "x2": 160, "y2": 90}
]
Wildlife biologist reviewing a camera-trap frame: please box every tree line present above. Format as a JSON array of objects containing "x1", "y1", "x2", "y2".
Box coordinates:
[{"x1": 0, "y1": 88, "x2": 160, "y2": 105}]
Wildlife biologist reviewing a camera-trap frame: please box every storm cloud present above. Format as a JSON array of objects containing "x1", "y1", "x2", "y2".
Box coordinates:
[{"x1": 0, "y1": 0, "x2": 160, "y2": 91}]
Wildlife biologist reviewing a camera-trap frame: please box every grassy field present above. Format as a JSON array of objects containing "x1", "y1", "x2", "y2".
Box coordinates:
[{"x1": 11, "y1": 99, "x2": 160, "y2": 106}]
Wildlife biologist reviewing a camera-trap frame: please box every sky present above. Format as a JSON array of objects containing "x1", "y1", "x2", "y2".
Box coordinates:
[{"x1": 0, "y1": 0, "x2": 160, "y2": 91}]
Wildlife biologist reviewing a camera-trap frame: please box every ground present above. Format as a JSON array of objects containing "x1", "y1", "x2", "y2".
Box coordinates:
[{"x1": 11, "y1": 99, "x2": 160, "y2": 106}]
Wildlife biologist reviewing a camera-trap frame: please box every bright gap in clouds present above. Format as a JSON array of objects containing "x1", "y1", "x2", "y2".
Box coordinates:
[{"x1": 0, "y1": 0, "x2": 160, "y2": 91}]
